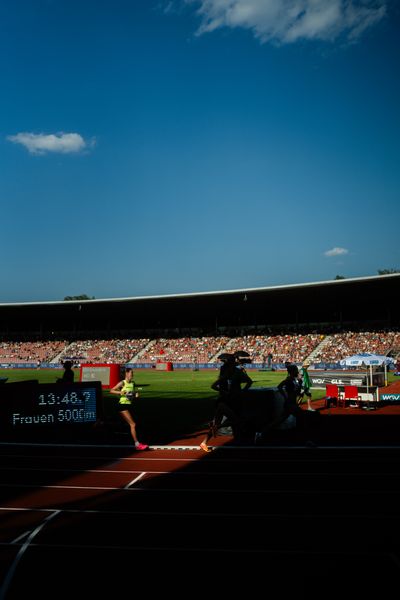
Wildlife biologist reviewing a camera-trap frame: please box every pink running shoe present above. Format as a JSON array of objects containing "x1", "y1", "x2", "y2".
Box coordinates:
[
  {"x1": 135, "y1": 442, "x2": 148, "y2": 451},
  {"x1": 200, "y1": 442, "x2": 211, "y2": 453}
]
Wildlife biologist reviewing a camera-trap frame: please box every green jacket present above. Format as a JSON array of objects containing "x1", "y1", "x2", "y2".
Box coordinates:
[{"x1": 300, "y1": 367, "x2": 311, "y2": 389}]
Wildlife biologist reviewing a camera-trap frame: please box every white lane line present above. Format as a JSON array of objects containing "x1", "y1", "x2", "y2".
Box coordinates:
[
  {"x1": 2, "y1": 443, "x2": 400, "y2": 451},
  {"x1": 0, "y1": 484, "x2": 119, "y2": 490},
  {"x1": 0, "y1": 509, "x2": 60, "y2": 600},
  {"x1": 0, "y1": 467, "x2": 167, "y2": 474},
  {"x1": 0, "y1": 454, "x2": 201, "y2": 462},
  {"x1": 0, "y1": 482, "x2": 399, "y2": 494},
  {"x1": 0, "y1": 506, "x2": 398, "y2": 521},
  {"x1": 1, "y1": 456, "x2": 399, "y2": 469},
  {"x1": 0, "y1": 454, "x2": 197, "y2": 469},
  {"x1": 11, "y1": 530, "x2": 32, "y2": 544},
  {"x1": 1, "y1": 466, "x2": 395, "y2": 477},
  {"x1": 124, "y1": 472, "x2": 146, "y2": 488}
]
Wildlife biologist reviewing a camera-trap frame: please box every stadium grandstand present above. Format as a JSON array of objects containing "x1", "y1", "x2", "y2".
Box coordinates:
[{"x1": 0, "y1": 273, "x2": 399, "y2": 369}]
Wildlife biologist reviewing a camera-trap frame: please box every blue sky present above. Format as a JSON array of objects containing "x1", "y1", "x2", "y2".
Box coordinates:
[{"x1": 1, "y1": 0, "x2": 399, "y2": 302}]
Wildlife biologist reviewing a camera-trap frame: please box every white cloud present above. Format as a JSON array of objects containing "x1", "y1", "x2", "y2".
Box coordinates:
[
  {"x1": 7, "y1": 132, "x2": 94, "y2": 155},
  {"x1": 184, "y1": 0, "x2": 386, "y2": 44},
  {"x1": 324, "y1": 247, "x2": 349, "y2": 257}
]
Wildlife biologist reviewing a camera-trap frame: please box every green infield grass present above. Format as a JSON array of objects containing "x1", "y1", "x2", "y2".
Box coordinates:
[{"x1": 0, "y1": 368, "x2": 396, "y2": 445}]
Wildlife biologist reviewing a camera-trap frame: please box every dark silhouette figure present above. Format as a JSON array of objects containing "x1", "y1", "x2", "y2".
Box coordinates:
[
  {"x1": 200, "y1": 352, "x2": 252, "y2": 452},
  {"x1": 284, "y1": 360, "x2": 296, "y2": 374},
  {"x1": 57, "y1": 360, "x2": 74, "y2": 384},
  {"x1": 255, "y1": 364, "x2": 316, "y2": 446}
]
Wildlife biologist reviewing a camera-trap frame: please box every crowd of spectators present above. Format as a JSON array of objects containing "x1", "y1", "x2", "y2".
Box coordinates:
[
  {"x1": 0, "y1": 340, "x2": 67, "y2": 364},
  {"x1": 312, "y1": 330, "x2": 400, "y2": 364},
  {"x1": 0, "y1": 329, "x2": 398, "y2": 366},
  {"x1": 59, "y1": 338, "x2": 151, "y2": 365},
  {"x1": 139, "y1": 336, "x2": 230, "y2": 363},
  {"x1": 227, "y1": 333, "x2": 322, "y2": 364}
]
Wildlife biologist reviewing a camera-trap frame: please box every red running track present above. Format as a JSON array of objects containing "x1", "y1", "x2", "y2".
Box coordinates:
[{"x1": 1, "y1": 438, "x2": 400, "y2": 599}]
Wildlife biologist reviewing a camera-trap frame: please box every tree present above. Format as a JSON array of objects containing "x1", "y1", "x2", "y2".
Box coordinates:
[
  {"x1": 64, "y1": 294, "x2": 95, "y2": 301},
  {"x1": 334, "y1": 275, "x2": 346, "y2": 280},
  {"x1": 378, "y1": 269, "x2": 400, "y2": 275}
]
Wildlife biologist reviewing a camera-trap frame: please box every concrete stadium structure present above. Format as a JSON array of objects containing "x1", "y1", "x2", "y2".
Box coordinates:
[{"x1": 0, "y1": 273, "x2": 399, "y2": 339}]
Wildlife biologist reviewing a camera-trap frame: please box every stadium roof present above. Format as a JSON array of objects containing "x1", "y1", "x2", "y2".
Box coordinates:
[
  {"x1": 0, "y1": 273, "x2": 398, "y2": 335},
  {"x1": 1, "y1": 273, "x2": 399, "y2": 307}
]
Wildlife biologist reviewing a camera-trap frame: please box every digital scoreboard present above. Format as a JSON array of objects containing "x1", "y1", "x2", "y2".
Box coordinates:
[{"x1": 0, "y1": 381, "x2": 103, "y2": 440}]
